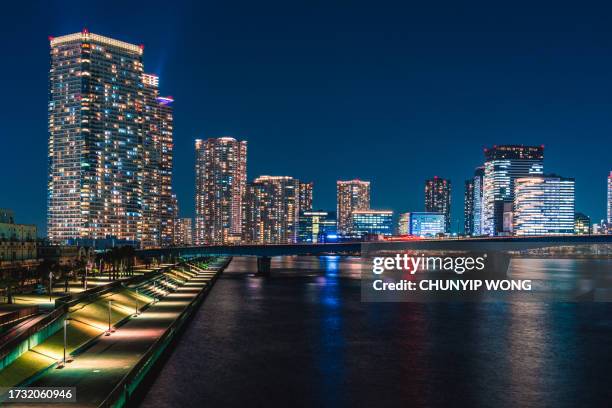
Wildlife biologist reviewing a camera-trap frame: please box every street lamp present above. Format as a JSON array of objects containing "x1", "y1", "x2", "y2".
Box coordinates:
[
  {"x1": 57, "y1": 317, "x2": 73, "y2": 368},
  {"x1": 48, "y1": 271, "x2": 54, "y2": 302},
  {"x1": 134, "y1": 289, "x2": 140, "y2": 317},
  {"x1": 84, "y1": 262, "x2": 88, "y2": 291},
  {"x1": 105, "y1": 300, "x2": 115, "y2": 336}
]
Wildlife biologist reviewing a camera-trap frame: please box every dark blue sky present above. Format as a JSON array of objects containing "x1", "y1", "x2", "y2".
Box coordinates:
[{"x1": 1, "y1": 0, "x2": 612, "y2": 234}]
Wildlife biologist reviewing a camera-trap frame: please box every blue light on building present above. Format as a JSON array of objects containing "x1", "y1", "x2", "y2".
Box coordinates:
[
  {"x1": 408, "y1": 212, "x2": 446, "y2": 237},
  {"x1": 351, "y1": 210, "x2": 394, "y2": 237}
]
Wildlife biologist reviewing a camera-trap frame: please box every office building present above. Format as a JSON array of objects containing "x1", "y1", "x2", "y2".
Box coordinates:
[
  {"x1": 351, "y1": 209, "x2": 393, "y2": 237},
  {"x1": 298, "y1": 210, "x2": 336, "y2": 243},
  {"x1": 425, "y1": 177, "x2": 451, "y2": 233},
  {"x1": 513, "y1": 175, "x2": 575, "y2": 236},
  {"x1": 408, "y1": 212, "x2": 446, "y2": 237},
  {"x1": 482, "y1": 145, "x2": 544, "y2": 236},
  {"x1": 243, "y1": 176, "x2": 300, "y2": 244},
  {"x1": 195, "y1": 137, "x2": 247, "y2": 245},
  {"x1": 574, "y1": 212, "x2": 591, "y2": 235},
  {"x1": 337, "y1": 180, "x2": 370, "y2": 234}
]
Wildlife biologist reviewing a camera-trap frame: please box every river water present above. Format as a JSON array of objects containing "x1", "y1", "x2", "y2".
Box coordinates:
[{"x1": 139, "y1": 256, "x2": 612, "y2": 408}]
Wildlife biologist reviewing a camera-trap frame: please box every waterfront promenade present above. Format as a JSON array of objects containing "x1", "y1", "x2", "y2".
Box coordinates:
[{"x1": 1, "y1": 259, "x2": 228, "y2": 407}]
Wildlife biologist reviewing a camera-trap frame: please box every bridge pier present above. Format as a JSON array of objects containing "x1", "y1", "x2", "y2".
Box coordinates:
[
  {"x1": 487, "y1": 251, "x2": 511, "y2": 277},
  {"x1": 256, "y1": 256, "x2": 271, "y2": 276}
]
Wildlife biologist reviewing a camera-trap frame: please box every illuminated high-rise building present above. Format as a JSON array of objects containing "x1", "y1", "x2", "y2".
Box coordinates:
[
  {"x1": 425, "y1": 177, "x2": 451, "y2": 233},
  {"x1": 336, "y1": 180, "x2": 370, "y2": 234},
  {"x1": 243, "y1": 176, "x2": 300, "y2": 244},
  {"x1": 158, "y1": 96, "x2": 177, "y2": 247},
  {"x1": 513, "y1": 175, "x2": 575, "y2": 236},
  {"x1": 195, "y1": 137, "x2": 247, "y2": 245},
  {"x1": 140, "y1": 74, "x2": 176, "y2": 248},
  {"x1": 141, "y1": 73, "x2": 161, "y2": 248},
  {"x1": 174, "y1": 218, "x2": 193, "y2": 246},
  {"x1": 464, "y1": 167, "x2": 484, "y2": 236},
  {"x1": 608, "y1": 171, "x2": 612, "y2": 225},
  {"x1": 47, "y1": 31, "x2": 159, "y2": 246},
  {"x1": 464, "y1": 179, "x2": 474, "y2": 236},
  {"x1": 482, "y1": 145, "x2": 544, "y2": 236},
  {"x1": 299, "y1": 182, "x2": 313, "y2": 213}
]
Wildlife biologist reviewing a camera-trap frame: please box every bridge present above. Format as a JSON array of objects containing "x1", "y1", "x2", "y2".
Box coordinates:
[{"x1": 137, "y1": 235, "x2": 612, "y2": 275}]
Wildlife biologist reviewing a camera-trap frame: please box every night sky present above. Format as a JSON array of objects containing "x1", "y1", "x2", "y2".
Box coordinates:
[{"x1": 1, "y1": 0, "x2": 612, "y2": 235}]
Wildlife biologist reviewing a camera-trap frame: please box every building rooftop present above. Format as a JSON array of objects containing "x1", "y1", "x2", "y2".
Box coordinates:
[{"x1": 50, "y1": 30, "x2": 143, "y2": 55}]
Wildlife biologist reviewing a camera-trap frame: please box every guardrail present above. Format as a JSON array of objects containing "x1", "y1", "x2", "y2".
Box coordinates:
[
  {"x1": 0, "y1": 305, "x2": 65, "y2": 365},
  {"x1": 0, "y1": 306, "x2": 39, "y2": 328},
  {"x1": 0, "y1": 263, "x2": 179, "y2": 369},
  {"x1": 99, "y1": 257, "x2": 231, "y2": 408}
]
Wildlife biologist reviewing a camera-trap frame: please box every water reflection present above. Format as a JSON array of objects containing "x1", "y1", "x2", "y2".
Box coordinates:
[{"x1": 140, "y1": 256, "x2": 612, "y2": 408}]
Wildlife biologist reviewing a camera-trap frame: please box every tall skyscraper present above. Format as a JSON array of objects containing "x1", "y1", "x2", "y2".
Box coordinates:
[
  {"x1": 472, "y1": 167, "x2": 485, "y2": 236},
  {"x1": 47, "y1": 31, "x2": 172, "y2": 247},
  {"x1": 158, "y1": 96, "x2": 177, "y2": 247},
  {"x1": 195, "y1": 137, "x2": 247, "y2": 245},
  {"x1": 141, "y1": 74, "x2": 176, "y2": 248},
  {"x1": 425, "y1": 177, "x2": 451, "y2": 233},
  {"x1": 464, "y1": 179, "x2": 474, "y2": 236},
  {"x1": 299, "y1": 182, "x2": 313, "y2": 213},
  {"x1": 608, "y1": 171, "x2": 612, "y2": 225},
  {"x1": 243, "y1": 176, "x2": 300, "y2": 244},
  {"x1": 482, "y1": 145, "x2": 544, "y2": 236},
  {"x1": 513, "y1": 175, "x2": 575, "y2": 235},
  {"x1": 336, "y1": 180, "x2": 370, "y2": 234}
]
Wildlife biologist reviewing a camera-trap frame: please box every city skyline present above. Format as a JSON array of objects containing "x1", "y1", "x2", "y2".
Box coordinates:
[{"x1": 2, "y1": 2, "x2": 612, "y2": 234}]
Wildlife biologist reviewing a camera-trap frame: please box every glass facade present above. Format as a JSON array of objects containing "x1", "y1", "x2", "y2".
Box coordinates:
[
  {"x1": 513, "y1": 176, "x2": 575, "y2": 236},
  {"x1": 472, "y1": 167, "x2": 484, "y2": 236},
  {"x1": 608, "y1": 171, "x2": 612, "y2": 225},
  {"x1": 350, "y1": 210, "x2": 393, "y2": 237},
  {"x1": 408, "y1": 212, "x2": 446, "y2": 237},
  {"x1": 464, "y1": 179, "x2": 474, "y2": 235},
  {"x1": 298, "y1": 211, "x2": 337, "y2": 243},
  {"x1": 482, "y1": 145, "x2": 544, "y2": 236}
]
